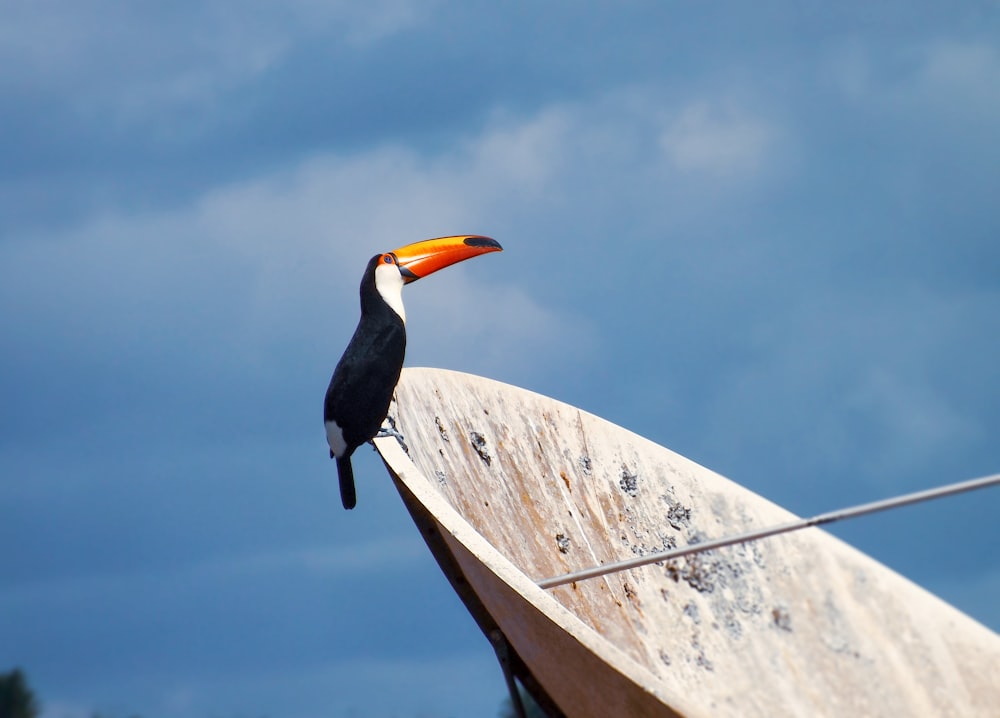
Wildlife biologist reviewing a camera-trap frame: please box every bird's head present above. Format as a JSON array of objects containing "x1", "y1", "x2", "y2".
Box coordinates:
[{"x1": 370, "y1": 235, "x2": 503, "y2": 322}]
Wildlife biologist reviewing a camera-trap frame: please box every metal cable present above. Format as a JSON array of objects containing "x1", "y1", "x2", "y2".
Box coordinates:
[{"x1": 537, "y1": 472, "x2": 1000, "y2": 590}]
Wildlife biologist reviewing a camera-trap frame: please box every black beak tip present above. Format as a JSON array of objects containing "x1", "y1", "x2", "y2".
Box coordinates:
[{"x1": 465, "y1": 236, "x2": 503, "y2": 251}]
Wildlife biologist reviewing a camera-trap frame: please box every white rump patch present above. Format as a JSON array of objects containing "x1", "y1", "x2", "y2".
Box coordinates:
[
  {"x1": 374, "y1": 262, "x2": 406, "y2": 322},
  {"x1": 325, "y1": 420, "x2": 348, "y2": 457}
]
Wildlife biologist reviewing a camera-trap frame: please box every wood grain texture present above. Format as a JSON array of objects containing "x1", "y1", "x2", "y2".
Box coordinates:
[{"x1": 375, "y1": 368, "x2": 999, "y2": 718}]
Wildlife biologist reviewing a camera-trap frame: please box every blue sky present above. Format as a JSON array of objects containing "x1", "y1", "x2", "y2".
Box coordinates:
[{"x1": 1, "y1": 2, "x2": 998, "y2": 716}]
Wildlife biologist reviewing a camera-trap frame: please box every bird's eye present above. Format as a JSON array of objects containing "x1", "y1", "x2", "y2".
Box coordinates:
[{"x1": 383, "y1": 254, "x2": 394, "y2": 264}]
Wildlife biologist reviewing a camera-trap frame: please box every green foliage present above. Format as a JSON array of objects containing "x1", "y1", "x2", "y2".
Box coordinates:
[{"x1": 0, "y1": 668, "x2": 39, "y2": 718}]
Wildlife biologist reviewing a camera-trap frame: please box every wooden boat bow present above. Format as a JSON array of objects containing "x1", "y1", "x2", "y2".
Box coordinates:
[{"x1": 374, "y1": 367, "x2": 999, "y2": 717}]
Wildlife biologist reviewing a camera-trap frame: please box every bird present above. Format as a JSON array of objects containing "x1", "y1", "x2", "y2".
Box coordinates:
[{"x1": 324, "y1": 235, "x2": 503, "y2": 509}]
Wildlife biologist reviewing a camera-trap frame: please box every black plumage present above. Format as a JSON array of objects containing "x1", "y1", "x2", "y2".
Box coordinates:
[{"x1": 324, "y1": 254, "x2": 406, "y2": 510}]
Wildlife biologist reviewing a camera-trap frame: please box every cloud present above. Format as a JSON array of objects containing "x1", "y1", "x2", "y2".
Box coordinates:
[
  {"x1": 466, "y1": 106, "x2": 573, "y2": 191},
  {"x1": 659, "y1": 100, "x2": 776, "y2": 178},
  {"x1": 1, "y1": 86, "x2": 794, "y2": 394},
  {"x1": 0, "y1": 1, "x2": 432, "y2": 88},
  {"x1": 826, "y1": 37, "x2": 1000, "y2": 125},
  {"x1": 842, "y1": 367, "x2": 981, "y2": 478},
  {"x1": 917, "y1": 40, "x2": 1000, "y2": 109},
  {"x1": 404, "y1": 267, "x2": 597, "y2": 382},
  {"x1": 2, "y1": 19, "x2": 998, "y2": 718},
  {"x1": 0, "y1": 100, "x2": 602, "y2": 456},
  {"x1": 694, "y1": 285, "x2": 996, "y2": 499}
]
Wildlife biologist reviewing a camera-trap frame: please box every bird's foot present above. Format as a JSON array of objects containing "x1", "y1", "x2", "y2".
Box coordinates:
[{"x1": 372, "y1": 415, "x2": 409, "y2": 455}]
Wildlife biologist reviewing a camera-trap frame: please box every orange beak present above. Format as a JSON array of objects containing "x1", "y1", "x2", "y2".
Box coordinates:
[{"x1": 389, "y1": 235, "x2": 502, "y2": 284}]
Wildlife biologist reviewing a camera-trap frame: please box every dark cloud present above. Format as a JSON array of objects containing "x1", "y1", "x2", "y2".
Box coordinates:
[
  {"x1": 1, "y1": 2, "x2": 998, "y2": 716},
  {"x1": 6, "y1": 1, "x2": 994, "y2": 236}
]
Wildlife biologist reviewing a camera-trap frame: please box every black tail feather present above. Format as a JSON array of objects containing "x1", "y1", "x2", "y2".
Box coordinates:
[{"x1": 336, "y1": 455, "x2": 357, "y2": 510}]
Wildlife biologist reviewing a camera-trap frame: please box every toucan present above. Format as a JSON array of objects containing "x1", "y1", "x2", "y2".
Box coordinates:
[{"x1": 324, "y1": 235, "x2": 503, "y2": 509}]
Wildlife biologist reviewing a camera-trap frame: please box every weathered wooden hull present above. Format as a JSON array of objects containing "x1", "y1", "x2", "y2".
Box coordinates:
[{"x1": 374, "y1": 368, "x2": 999, "y2": 717}]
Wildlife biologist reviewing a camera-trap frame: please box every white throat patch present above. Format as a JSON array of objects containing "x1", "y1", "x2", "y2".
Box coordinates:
[{"x1": 374, "y1": 262, "x2": 406, "y2": 322}]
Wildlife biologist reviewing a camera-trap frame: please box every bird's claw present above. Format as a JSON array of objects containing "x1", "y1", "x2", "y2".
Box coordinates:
[{"x1": 372, "y1": 415, "x2": 409, "y2": 455}]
